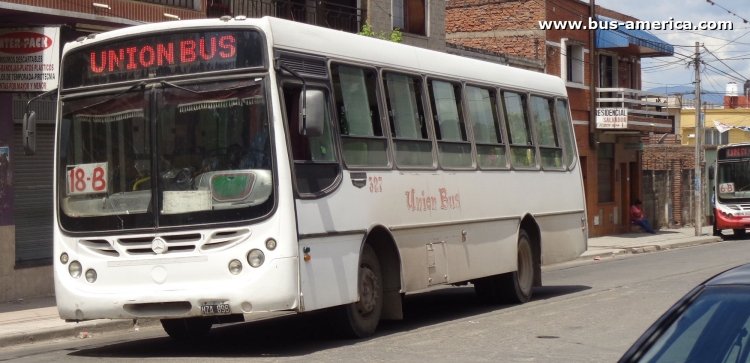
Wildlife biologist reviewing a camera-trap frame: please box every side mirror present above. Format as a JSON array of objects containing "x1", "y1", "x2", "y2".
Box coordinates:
[
  {"x1": 22, "y1": 111, "x2": 37, "y2": 156},
  {"x1": 299, "y1": 89, "x2": 325, "y2": 137}
]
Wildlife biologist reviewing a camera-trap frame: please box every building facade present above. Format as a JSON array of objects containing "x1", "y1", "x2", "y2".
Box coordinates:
[
  {"x1": 445, "y1": 0, "x2": 675, "y2": 236},
  {"x1": 0, "y1": 0, "x2": 448, "y2": 302}
]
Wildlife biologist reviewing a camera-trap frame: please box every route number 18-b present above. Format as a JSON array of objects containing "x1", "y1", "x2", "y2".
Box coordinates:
[{"x1": 66, "y1": 162, "x2": 108, "y2": 195}]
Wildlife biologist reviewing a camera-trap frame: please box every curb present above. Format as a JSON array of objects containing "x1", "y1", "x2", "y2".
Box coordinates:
[
  {"x1": 578, "y1": 236, "x2": 723, "y2": 262},
  {"x1": 0, "y1": 318, "x2": 159, "y2": 349}
]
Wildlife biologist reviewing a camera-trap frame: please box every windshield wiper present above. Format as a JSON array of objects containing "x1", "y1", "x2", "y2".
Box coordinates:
[
  {"x1": 160, "y1": 79, "x2": 260, "y2": 94},
  {"x1": 74, "y1": 81, "x2": 147, "y2": 114}
]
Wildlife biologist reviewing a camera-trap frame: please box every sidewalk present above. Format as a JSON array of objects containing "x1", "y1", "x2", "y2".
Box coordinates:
[
  {"x1": 0, "y1": 225, "x2": 724, "y2": 348},
  {"x1": 580, "y1": 225, "x2": 722, "y2": 260}
]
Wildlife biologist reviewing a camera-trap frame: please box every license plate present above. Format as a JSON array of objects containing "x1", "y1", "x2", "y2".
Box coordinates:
[{"x1": 200, "y1": 302, "x2": 231, "y2": 316}]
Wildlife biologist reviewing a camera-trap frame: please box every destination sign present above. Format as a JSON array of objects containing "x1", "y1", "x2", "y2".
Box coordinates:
[
  {"x1": 722, "y1": 146, "x2": 750, "y2": 159},
  {"x1": 62, "y1": 29, "x2": 264, "y2": 88}
]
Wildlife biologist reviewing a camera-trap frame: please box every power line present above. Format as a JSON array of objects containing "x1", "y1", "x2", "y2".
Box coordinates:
[
  {"x1": 705, "y1": 0, "x2": 750, "y2": 25},
  {"x1": 702, "y1": 45, "x2": 747, "y2": 81}
]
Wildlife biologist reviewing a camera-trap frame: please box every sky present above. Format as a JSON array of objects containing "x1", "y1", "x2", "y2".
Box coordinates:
[{"x1": 594, "y1": 0, "x2": 749, "y2": 98}]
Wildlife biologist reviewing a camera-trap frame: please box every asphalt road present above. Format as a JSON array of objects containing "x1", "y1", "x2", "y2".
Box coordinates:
[{"x1": 1, "y1": 239, "x2": 749, "y2": 362}]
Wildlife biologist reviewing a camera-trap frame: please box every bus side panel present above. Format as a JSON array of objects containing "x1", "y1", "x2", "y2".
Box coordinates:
[
  {"x1": 297, "y1": 234, "x2": 363, "y2": 311},
  {"x1": 444, "y1": 219, "x2": 518, "y2": 283},
  {"x1": 391, "y1": 219, "x2": 517, "y2": 291},
  {"x1": 538, "y1": 212, "x2": 587, "y2": 265}
]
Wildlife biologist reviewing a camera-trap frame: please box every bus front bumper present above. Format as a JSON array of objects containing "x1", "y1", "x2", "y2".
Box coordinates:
[{"x1": 54, "y1": 256, "x2": 299, "y2": 322}]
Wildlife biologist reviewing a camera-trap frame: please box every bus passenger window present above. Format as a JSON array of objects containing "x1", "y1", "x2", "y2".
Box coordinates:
[
  {"x1": 383, "y1": 72, "x2": 433, "y2": 168},
  {"x1": 428, "y1": 79, "x2": 472, "y2": 169},
  {"x1": 530, "y1": 96, "x2": 563, "y2": 170},
  {"x1": 502, "y1": 91, "x2": 536, "y2": 168},
  {"x1": 282, "y1": 84, "x2": 339, "y2": 195},
  {"x1": 555, "y1": 99, "x2": 577, "y2": 169},
  {"x1": 466, "y1": 85, "x2": 506, "y2": 169},
  {"x1": 331, "y1": 64, "x2": 388, "y2": 168}
]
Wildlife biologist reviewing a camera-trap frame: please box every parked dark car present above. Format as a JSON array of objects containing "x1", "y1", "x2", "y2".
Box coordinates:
[{"x1": 620, "y1": 263, "x2": 750, "y2": 363}]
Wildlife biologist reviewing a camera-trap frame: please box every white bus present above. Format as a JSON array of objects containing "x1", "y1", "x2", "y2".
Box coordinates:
[
  {"x1": 29, "y1": 16, "x2": 587, "y2": 340},
  {"x1": 713, "y1": 143, "x2": 750, "y2": 238}
]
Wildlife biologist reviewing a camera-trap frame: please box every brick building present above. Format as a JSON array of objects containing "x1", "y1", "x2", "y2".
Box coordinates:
[{"x1": 446, "y1": 0, "x2": 675, "y2": 236}]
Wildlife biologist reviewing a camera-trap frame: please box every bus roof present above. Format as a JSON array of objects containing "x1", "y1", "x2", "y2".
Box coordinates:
[{"x1": 63, "y1": 16, "x2": 567, "y2": 97}]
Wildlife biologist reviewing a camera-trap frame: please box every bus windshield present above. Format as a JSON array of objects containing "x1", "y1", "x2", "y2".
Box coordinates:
[
  {"x1": 717, "y1": 159, "x2": 750, "y2": 202},
  {"x1": 58, "y1": 79, "x2": 273, "y2": 232}
]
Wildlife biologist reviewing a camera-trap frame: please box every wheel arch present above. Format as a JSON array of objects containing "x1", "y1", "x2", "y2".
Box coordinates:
[
  {"x1": 520, "y1": 214, "x2": 542, "y2": 287},
  {"x1": 363, "y1": 224, "x2": 403, "y2": 320}
]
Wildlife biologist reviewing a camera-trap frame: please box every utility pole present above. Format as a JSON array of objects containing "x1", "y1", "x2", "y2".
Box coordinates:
[{"x1": 694, "y1": 42, "x2": 703, "y2": 236}]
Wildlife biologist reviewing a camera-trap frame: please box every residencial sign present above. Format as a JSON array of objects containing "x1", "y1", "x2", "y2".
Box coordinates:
[
  {"x1": 596, "y1": 108, "x2": 628, "y2": 129},
  {"x1": 0, "y1": 27, "x2": 60, "y2": 92}
]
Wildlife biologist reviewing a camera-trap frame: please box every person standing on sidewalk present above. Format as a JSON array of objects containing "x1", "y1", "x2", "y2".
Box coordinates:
[{"x1": 631, "y1": 199, "x2": 656, "y2": 234}]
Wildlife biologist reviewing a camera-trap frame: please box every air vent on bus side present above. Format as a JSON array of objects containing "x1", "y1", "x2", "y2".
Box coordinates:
[
  {"x1": 275, "y1": 50, "x2": 328, "y2": 79},
  {"x1": 202, "y1": 228, "x2": 251, "y2": 251},
  {"x1": 79, "y1": 239, "x2": 120, "y2": 257}
]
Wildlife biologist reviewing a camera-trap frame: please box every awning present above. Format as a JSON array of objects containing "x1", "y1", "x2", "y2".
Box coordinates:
[{"x1": 595, "y1": 16, "x2": 674, "y2": 57}]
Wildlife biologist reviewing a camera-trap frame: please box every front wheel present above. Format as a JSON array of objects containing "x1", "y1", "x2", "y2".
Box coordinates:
[
  {"x1": 334, "y1": 244, "x2": 383, "y2": 338},
  {"x1": 734, "y1": 229, "x2": 747, "y2": 239},
  {"x1": 161, "y1": 317, "x2": 212, "y2": 342}
]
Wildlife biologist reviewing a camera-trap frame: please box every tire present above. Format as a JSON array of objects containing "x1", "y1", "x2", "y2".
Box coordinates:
[
  {"x1": 334, "y1": 244, "x2": 383, "y2": 338},
  {"x1": 734, "y1": 229, "x2": 747, "y2": 238},
  {"x1": 474, "y1": 230, "x2": 535, "y2": 304},
  {"x1": 161, "y1": 317, "x2": 213, "y2": 342}
]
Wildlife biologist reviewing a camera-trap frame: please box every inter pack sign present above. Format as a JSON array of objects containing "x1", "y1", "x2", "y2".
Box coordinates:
[
  {"x1": 62, "y1": 29, "x2": 264, "y2": 89},
  {"x1": 0, "y1": 27, "x2": 60, "y2": 92}
]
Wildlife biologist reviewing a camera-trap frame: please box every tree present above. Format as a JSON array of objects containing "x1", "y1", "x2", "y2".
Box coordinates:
[{"x1": 358, "y1": 22, "x2": 402, "y2": 43}]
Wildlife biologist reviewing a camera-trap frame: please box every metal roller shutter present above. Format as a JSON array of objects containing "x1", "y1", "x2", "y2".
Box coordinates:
[{"x1": 12, "y1": 124, "x2": 54, "y2": 263}]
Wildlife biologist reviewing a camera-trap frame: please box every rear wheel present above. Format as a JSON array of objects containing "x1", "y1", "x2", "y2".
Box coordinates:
[
  {"x1": 334, "y1": 244, "x2": 383, "y2": 338},
  {"x1": 474, "y1": 230, "x2": 535, "y2": 304},
  {"x1": 161, "y1": 317, "x2": 212, "y2": 342}
]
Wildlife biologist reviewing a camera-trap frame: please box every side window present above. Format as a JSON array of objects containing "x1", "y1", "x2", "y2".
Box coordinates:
[
  {"x1": 555, "y1": 99, "x2": 577, "y2": 169},
  {"x1": 383, "y1": 72, "x2": 433, "y2": 168},
  {"x1": 502, "y1": 91, "x2": 536, "y2": 168},
  {"x1": 466, "y1": 85, "x2": 506, "y2": 169},
  {"x1": 530, "y1": 96, "x2": 563, "y2": 170},
  {"x1": 331, "y1": 64, "x2": 388, "y2": 168},
  {"x1": 428, "y1": 79, "x2": 472, "y2": 169},
  {"x1": 282, "y1": 83, "x2": 339, "y2": 195}
]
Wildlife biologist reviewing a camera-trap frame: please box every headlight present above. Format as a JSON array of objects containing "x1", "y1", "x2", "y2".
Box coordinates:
[
  {"x1": 247, "y1": 249, "x2": 265, "y2": 268},
  {"x1": 69, "y1": 261, "x2": 82, "y2": 278},
  {"x1": 85, "y1": 269, "x2": 97, "y2": 283},
  {"x1": 228, "y1": 259, "x2": 243, "y2": 275},
  {"x1": 265, "y1": 238, "x2": 277, "y2": 251}
]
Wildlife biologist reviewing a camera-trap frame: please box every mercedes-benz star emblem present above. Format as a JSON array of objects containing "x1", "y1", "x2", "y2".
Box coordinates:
[{"x1": 151, "y1": 237, "x2": 168, "y2": 254}]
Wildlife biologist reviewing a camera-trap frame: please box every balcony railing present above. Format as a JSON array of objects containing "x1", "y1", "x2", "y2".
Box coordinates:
[
  {"x1": 596, "y1": 88, "x2": 674, "y2": 132},
  {"x1": 208, "y1": 0, "x2": 365, "y2": 33},
  {"x1": 136, "y1": 0, "x2": 195, "y2": 9}
]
